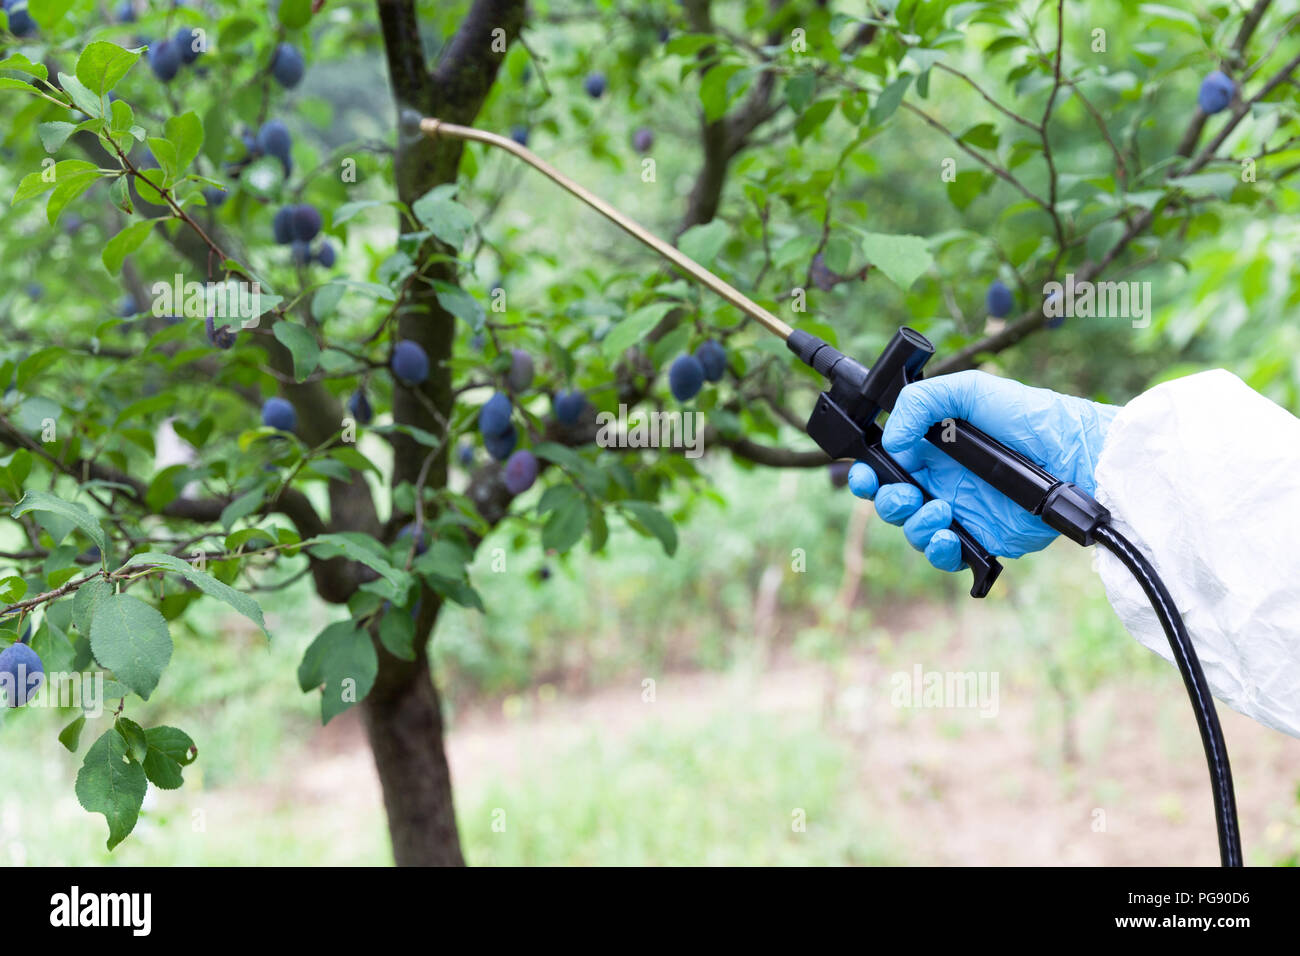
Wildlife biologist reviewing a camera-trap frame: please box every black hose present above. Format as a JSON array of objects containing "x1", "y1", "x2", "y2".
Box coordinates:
[{"x1": 1093, "y1": 524, "x2": 1243, "y2": 867}]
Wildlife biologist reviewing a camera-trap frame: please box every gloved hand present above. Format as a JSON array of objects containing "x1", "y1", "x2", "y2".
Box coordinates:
[{"x1": 848, "y1": 369, "x2": 1118, "y2": 571}]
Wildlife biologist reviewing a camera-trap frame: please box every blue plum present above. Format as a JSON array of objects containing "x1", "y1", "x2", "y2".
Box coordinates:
[
  {"x1": 478, "y1": 391, "x2": 512, "y2": 436},
  {"x1": 391, "y1": 340, "x2": 430, "y2": 385},
  {"x1": 261, "y1": 397, "x2": 297, "y2": 433},
  {"x1": 668, "y1": 354, "x2": 704, "y2": 402}
]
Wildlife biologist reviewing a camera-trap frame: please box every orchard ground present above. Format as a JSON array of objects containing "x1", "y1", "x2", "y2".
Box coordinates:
[{"x1": 3, "y1": 461, "x2": 1297, "y2": 866}]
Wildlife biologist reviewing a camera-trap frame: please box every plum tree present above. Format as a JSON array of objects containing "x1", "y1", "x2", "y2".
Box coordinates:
[
  {"x1": 271, "y1": 42, "x2": 304, "y2": 88},
  {"x1": 391, "y1": 340, "x2": 430, "y2": 385},
  {"x1": 986, "y1": 279, "x2": 1014, "y2": 318},
  {"x1": 829, "y1": 461, "x2": 851, "y2": 488},
  {"x1": 1199, "y1": 70, "x2": 1235, "y2": 114},
  {"x1": 114, "y1": 0, "x2": 135, "y2": 23},
  {"x1": 261, "y1": 397, "x2": 297, "y2": 433},
  {"x1": 668, "y1": 354, "x2": 704, "y2": 402},
  {"x1": 503, "y1": 450, "x2": 538, "y2": 494},
  {"x1": 290, "y1": 240, "x2": 312, "y2": 266},
  {"x1": 0, "y1": 642, "x2": 43, "y2": 708},
  {"x1": 202, "y1": 186, "x2": 227, "y2": 207},
  {"x1": 694, "y1": 340, "x2": 726, "y2": 382},
  {"x1": 509, "y1": 125, "x2": 528, "y2": 146},
  {"x1": 1, "y1": 0, "x2": 1290, "y2": 871}
]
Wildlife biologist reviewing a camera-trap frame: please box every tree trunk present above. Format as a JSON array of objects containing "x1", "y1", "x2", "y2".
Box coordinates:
[
  {"x1": 361, "y1": 641, "x2": 465, "y2": 866},
  {"x1": 368, "y1": 0, "x2": 526, "y2": 867}
]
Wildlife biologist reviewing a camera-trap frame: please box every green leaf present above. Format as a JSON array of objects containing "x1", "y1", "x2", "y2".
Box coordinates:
[
  {"x1": 958, "y1": 122, "x2": 1000, "y2": 150},
  {"x1": 433, "y1": 283, "x2": 485, "y2": 330},
  {"x1": 699, "y1": 62, "x2": 744, "y2": 122},
  {"x1": 307, "y1": 534, "x2": 411, "y2": 596},
  {"x1": 13, "y1": 491, "x2": 106, "y2": 552},
  {"x1": 784, "y1": 72, "x2": 816, "y2": 113},
  {"x1": 412, "y1": 193, "x2": 475, "y2": 249},
  {"x1": 413, "y1": 539, "x2": 470, "y2": 581},
  {"x1": 273, "y1": 322, "x2": 321, "y2": 381},
  {"x1": 114, "y1": 716, "x2": 149, "y2": 764},
  {"x1": 946, "y1": 170, "x2": 991, "y2": 211},
  {"x1": 856, "y1": 231, "x2": 935, "y2": 290},
  {"x1": 164, "y1": 111, "x2": 203, "y2": 173},
  {"x1": 379, "y1": 606, "x2": 416, "y2": 661},
  {"x1": 47, "y1": 169, "x2": 102, "y2": 226},
  {"x1": 73, "y1": 578, "x2": 113, "y2": 636},
  {"x1": 870, "y1": 74, "x2": 913, "y2": 126},
  {"x1": 620, "y1": 501, "x2": 678, "y2": 556},
  {"x1": 75, "y1": 729, "x2": 147, "y2": 851},
  {"x1": 0, "y1": 576, "x2": 25, "y2": 603},
  {"x1": 333, "y1": 199, "x2": 393, "y2": 226},
  {"x1": 12, "y1": 159, "x2": 96, "y2": 205},
  {"x1": 220, "y1": 488, "x2": 264, "y2": 532},
  {"x1": 278, "y1": 0, "x2": 312, "y2": 29},
  {"x1": 101, "y1": 218, "x2": 157, "y2": 274},
  {"x1": 677, "y1": 219, "x2": 729, "y2": 267},
  {"x1": 75, "y1": 41, "x2": 140, "y2": 96},
  {"x1": 121, "y1": 552, "x2": 267, "y2": 633},
  {"x1": 88, "y1": 594, "x2": 173, "y2": 701},
  {"x1": 602, "y1": 302, "x2": 676, "y2": 361},
  {"x1": 141, "y1": 725, "x2": 196, "y2": 790},
  {"x1": 146, "y1": 137, "x2": 178, "y2": 182},
  {"x1": 297, "y1": 620, "x2": 378, "y2": 724},
  {"x1": 37, "y1": 121, "x2": 78, "y2": 153},
  {"x1": 540, "y1": 485, "x2": 588, "y2": 553},
  {"x1": 58, "y1": 714, "x2": 86, "y2": 752},
  {"x1": 0, "y1": 54, "x2": 48, "y2": 80},
  {"x1": 56, "y1": 72, "x2": 102, "y2": 119}
]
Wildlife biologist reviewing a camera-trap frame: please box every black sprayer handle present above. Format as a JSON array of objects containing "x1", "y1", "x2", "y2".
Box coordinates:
[
  {"x1": 922, "y1": 418, "x2": 1059, "y2": 513},
  {"x1": 860, "y1": 443, "x2": 1002, "y2": 599}
]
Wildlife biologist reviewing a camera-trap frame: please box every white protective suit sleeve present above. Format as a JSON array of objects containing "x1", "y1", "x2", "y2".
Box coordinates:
[{"x1": 1093, "y1": 368, "x2": 1300, "y2": 739}]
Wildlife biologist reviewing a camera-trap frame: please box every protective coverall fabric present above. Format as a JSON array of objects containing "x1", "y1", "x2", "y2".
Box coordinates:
[{"x1": 1094, "y1": 369, "x2": 1300, "y2": 739}]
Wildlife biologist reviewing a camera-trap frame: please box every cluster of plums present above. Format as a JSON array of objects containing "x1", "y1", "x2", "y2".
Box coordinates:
[
  {"x1": 259, "y1": 339, "x2": 432, "y2": 434},
  {"x1": 272, "y1": 202, "x2": 334, "y2": 267},
  {"x1": 667, "y1": 340, "x2": 726, "y2": 402}
]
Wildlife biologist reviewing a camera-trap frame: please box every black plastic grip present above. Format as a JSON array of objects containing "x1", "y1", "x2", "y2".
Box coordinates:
[
  {"x1": 860, "y1": 444, "x2": 1002, "y2": 599},
  {"x1": 923, "y1": 419, "x2": 1059, "y2": 512}
]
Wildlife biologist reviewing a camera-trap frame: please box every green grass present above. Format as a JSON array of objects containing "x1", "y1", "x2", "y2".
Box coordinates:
[{"x1": 459, "y1": 710, "x2": 902, "y2": 866}]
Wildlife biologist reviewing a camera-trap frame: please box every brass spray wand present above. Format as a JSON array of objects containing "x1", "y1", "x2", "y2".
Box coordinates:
[{"x1": 419, "y1": 118, "x2": 792, "y2": 340}]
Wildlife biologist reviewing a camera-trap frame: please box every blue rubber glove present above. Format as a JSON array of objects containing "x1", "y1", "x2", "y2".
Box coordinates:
[{"x1": 848, "y1": 370, "x2": 1118, "y2": 572}]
